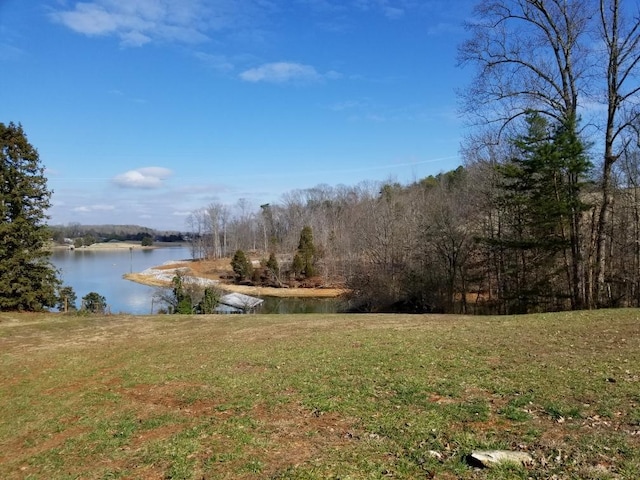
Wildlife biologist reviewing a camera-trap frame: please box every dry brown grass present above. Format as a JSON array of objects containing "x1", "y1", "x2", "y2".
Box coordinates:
[{"x1": 126, "y1": 257, "x2": 346, "y2": 298}]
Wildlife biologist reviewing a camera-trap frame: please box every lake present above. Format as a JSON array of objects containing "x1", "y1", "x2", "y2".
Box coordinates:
[
  {"x1": 49, "y1": 246, "x2": 344, "y2": 314},
  {"x1": 50, "y1": 246, "x2": 192, "y2": 314}
]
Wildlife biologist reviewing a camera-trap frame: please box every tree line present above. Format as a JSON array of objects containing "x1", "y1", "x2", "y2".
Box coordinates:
[
  {"x1": 49, "y1": 224, "x2": 185, "y2": 244},
  {"x1": 458, "y1": 0, "x2": 640, "y2": 309},
  {"x1": 185, "y1": 137, "x2": 638, "y2": 315},
  {"x1": 181, "y1": 0, "x2": 640, "y2": 313},
  {"x1": 2, "y1": 0, "x2": 638, "y2": 314}
]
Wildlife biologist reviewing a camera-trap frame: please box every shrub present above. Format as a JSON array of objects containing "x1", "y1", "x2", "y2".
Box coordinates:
[
  {"x1": 81, "y1": 292, "x2": 107, "y2": 314},
  {"x1": 231, "y1": 250, "x2": 253, "y2": 282},
  {"x1": 57, "y1": 286, "x2": 78, "y2": 312}
]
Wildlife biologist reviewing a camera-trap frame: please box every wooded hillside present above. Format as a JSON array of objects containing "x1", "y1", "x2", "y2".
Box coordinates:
[
  {"x1": 182, "y1": 0, "x2": 640, "y2": 314},
  {"x1": 49, "y1": 224, "x2": 184, "y2": 243}
]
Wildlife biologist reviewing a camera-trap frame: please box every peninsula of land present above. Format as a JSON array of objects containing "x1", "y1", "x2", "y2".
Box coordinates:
[{"x1": 124, "y1": 257, "x2": 346, "y2": 298}]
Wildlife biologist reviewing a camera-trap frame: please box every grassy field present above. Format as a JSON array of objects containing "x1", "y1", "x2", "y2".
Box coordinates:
[{"x1": 0, "y1": 310, "x2": 638, "y2": 479}]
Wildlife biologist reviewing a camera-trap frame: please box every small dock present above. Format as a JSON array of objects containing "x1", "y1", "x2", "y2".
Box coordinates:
[{"x1": 217, "y1": 292, "x2": 264, "y2": 313}]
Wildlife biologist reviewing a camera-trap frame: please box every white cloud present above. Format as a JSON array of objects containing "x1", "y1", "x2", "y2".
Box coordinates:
[
  {"x1": 52, "y1": 3, "x2": 120, "y2": 36},
  {"x1": 112, "y1": 167, "x2": 173, "y2": 189},
  {"x1": 120, "y1": 30, "x2": 152, "y2": 47},
  {"x1": 73, "y1": 204, "x2": 116, "y2": 212},
  {"x1": 240, "y1": 62, "x2": 335, "y2": 84},
  {"x1": 50, "y1": 176, "x2": 245, "y2": 229},
  {"x1": 193, "y1": 51, "x2": 235, "y2": 73},
  {"x1": 49, "y1": 0, "x2": 212, "y2": 46}
]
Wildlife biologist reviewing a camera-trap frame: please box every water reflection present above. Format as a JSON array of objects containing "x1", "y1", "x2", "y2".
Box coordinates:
[
  {"x1": 259, "y1": 296, "x2": 343, "y2": 314},
  {"x1": 49, "y1": 246, "x2": 343, "y2": 315},
  {"x1": 50, "y1": 246, "x2": 191, "y2": 314}
]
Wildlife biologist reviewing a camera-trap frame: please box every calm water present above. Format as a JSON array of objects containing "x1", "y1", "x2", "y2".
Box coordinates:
[
  {"x1": 50, "y1": 246, "x2": 192, "y2": 314},
  {"x1": 49, "y1": 246, "x2": 344, "y2": 314},
  {"x1": 260, "y1": 296, "x2": 343, "y2": 314}
]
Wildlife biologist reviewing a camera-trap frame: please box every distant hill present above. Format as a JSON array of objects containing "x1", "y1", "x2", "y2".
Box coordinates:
[{"x1": 49, "y1": 224, "x2": 185, "y2": 243}]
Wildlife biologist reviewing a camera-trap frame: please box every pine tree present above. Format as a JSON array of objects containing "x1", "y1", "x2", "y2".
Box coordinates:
[
  {"x1": 265, "y1": 252, "x2": 280, "y2": 279},
  {"x1": 0, "y1": 122, "x2": 59, "y2": 311},
  {"x1": 81, "y1": 292, "x2": 107, "y2": 314},
  {"x1": 57, "y1": 285, "x2": 78, "y2": 312},
  {"x1": 290, "y1": 253, "x2": 304, "y2": 278},
  {"x1": 490, "y1": 113, "x2": 591, "y2": 312},
  {"x1": 297, "y1": 226, "x2": 316, "y2": 278},
  {"x1": 171, "y1": 272, "x2": 193, "y2": 314},
  {"x1": 197, "y1": 287, "x2": 219, "y2": 314},
  {"x1": 231, "y1": 249, "x2": 252, "y2": 282}
]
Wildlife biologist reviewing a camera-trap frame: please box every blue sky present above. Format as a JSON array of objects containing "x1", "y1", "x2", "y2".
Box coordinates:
[{"x1": 1, "y1": 0, "x2": 475, "y2": 230}]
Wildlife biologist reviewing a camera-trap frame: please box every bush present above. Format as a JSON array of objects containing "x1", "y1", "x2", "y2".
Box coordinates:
[
  {"x1": 81, "y1": 292, "x2": 107, "y2": 314},
  {"x1": 196, "y1": 287, "x2": 220, "y2": 314},
  {"x1": 171, "y1": 272, "x2": 193, "y2": 314},
  {"x1": 57, "y1": 286, "x2": 78, "y2": 312},
  {"x1": 231, "y1": 250, "x2": 253, "y2": 282}
]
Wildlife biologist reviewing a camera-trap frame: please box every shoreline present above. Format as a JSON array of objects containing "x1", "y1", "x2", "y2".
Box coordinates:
[
  {"x1": 49, "y1": 241, "x2": 187, "y2": 252},
  {"x1": 123, "y1": 261, "x2": 347, "y2": 299}
]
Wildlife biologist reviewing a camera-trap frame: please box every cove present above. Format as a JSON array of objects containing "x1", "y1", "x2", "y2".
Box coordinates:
[
  {"x1": 50, "y1": 246, "x2": 192, "y2": 314},
  {"x1": 49, "y1": 246, "x2": 343, "y2": 315}
]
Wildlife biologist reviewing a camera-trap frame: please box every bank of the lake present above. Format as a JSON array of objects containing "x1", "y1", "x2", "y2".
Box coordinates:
[
  {"x1": 49, "y1": 241, "x2": 178, "y2": 251},
  {"x1": 124, "y1": 270, "x2": 346, "y2": 298},
  {"x1": 50, "y1": 245, "x2": 192, "y2": 314},
  {"x1": 124, "y1": 257, "x2": 347, "y2": 313},
  {"x1": 50, "y1": 246, "x2": 345, "y2": 314}
]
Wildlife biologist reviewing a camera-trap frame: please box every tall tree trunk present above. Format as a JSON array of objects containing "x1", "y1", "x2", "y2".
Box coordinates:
[{"x1": 594, "y1": 0, "x2": 640, "y2": 306}]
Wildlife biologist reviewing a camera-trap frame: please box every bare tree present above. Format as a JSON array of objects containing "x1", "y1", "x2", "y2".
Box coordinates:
[
  {"x1": 185, "y1": 210, "x2": 206, "y2": 260},
  {"x1": 206, "y1": 203, "x2": 224, "y2": 259},
  {"x1": 615, "y1": 147, "x2": 640, "y2": 305},
  {"x1": 421, "y1": 174, "x2": 479, "y2": 313},
  {"x1": 459, "y1": 0, "x2": 640, "y2": 308},
  {"x1": 593, "y1": 0, "x2": 640, "y2": 306},
  {"x1": 459, "y1": 0, "x2": 593, "y2": 308},
  {"x1": 228, "y1": 198, "x2": 258, "y2": 252},
  {"x1": 459, "y1": 0, "x2": 591, "y2": 132}
]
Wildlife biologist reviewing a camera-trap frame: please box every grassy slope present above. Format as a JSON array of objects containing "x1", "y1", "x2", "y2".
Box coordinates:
[{"x1": 0, "y1": 310, "x2": 638, "y2": 479}]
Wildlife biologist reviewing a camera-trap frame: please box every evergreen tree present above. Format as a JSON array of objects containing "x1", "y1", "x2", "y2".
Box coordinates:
[
  {"x1": 297, "y1": 226, "x2": 316, "y2": 278},
  {"x1": 197, "y1": 287, "x2": 219, "y2": 314},
  {"x1": 231, "y1": 249, "x2": 252, "y2": 282},
  {"x1": 0, "y1": 122, "x2": 59, "y2": 311},
  {"x1": 490, "y1": 113, "x2": 591, "y2": 312},
  {"x1": 171, "y1": 272, "x2": 193, "y2": 314},
  {"x1": 265, "y1": 252, "x2": 279, "y2": 279},
  {"x1": 81, "y1": 292, "x2": 107, "y2": 314},
  {"x1": 290, "y1": 253, "x2": 304, "y2": 278},
  {"x1": 57, "y1": 285, "x2": 78, "y2": 312}
]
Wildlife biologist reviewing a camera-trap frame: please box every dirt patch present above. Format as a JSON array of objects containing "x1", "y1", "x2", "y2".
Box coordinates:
[
  {"x1": 120, "y1": 382, "x2": 219, "y2": 414},
  {"x1": 126, "y1": 258, "x2": 347, "y2": 298},
  {"x1": 215, "y1": 283, "x2": 346, "y2": 298},
  {"x1": 3, "y1": 424, "x2": 90, "y2": 468},
  {"x1": 222, "y1": 401, "x2": 360, "y2": 479}
]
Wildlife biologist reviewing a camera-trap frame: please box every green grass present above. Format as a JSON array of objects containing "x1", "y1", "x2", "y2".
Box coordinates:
[{"x1": 0, "y1": 309, "x2": 639, "y2": 479}]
